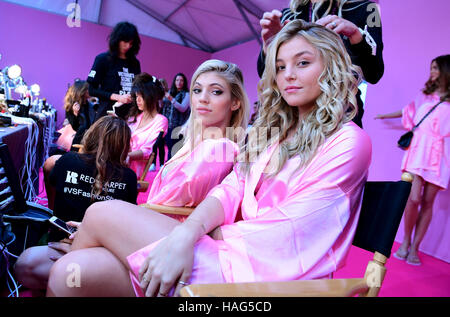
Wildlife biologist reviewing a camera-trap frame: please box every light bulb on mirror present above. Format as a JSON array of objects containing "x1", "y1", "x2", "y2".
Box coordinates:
[
  {"x1": 30, "y1": 84, "x2": 40, "y2": 95},
  {"x1": 7, "y1": 64, "x2": 22, "y2": 79}
]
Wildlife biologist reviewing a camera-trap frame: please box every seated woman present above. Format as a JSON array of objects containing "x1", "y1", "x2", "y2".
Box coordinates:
[
  {"x1": 46, "y1": 80, "x2": 93, "y2": 209},
  {"x1": 54, "y1": 80, "x2": 92, "y2": 153},
  {"x1": 126, "y1": 73, "x2": 168, "y2": 179},
  {"x1": 14, "y1": 116, "x2": 138, "y2": 294},
  {"x1": 147, "y1": 59, "x2": 250, "y2": 212},
  {"x1": 46, "y1": 20, "x2": 371, "y2": 297}
]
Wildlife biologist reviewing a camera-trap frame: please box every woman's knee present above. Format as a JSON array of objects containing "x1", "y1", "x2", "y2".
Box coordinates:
[
  {"x1": 14, "y1": 247, "x2": 49, "y2": 287},
  {"x1": 47, "y1": 253, "x2": 80, "y2": 296}
]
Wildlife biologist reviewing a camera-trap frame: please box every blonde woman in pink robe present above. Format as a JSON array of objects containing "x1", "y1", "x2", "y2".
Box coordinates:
[
  {"x1": 126, "y1": 73, "x2": 168, "y2": 179},
  {"x1": 375, "y1": 54, "x2": 450, "y2": 266},
  {"x1": 46, "y1": 59, "x2": 250, "y2": 296},
  {"x1": 47, "y1": 21, "x2": 371, "y2": 297}
]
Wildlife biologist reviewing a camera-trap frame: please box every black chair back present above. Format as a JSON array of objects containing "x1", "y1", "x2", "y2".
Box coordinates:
[
  {"x1": 0, "y1": 143, "x2": 28, "y2": 215},
  {"x1": 353, "y1": 181, "x2": 411, "y2": 258}
]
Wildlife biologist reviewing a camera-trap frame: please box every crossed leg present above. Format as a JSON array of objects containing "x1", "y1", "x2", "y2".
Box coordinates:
[{"x1": 46, "y1": 200, "x2": 181, "y2": 296}]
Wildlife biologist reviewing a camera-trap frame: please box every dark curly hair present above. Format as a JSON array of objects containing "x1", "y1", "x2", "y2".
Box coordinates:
[
  {"x1": 108, "y1": 22, "x2": 141, "y2": 59},
  {"x1": 127, "y1": 73, "x2": 165, "y2": 123}
]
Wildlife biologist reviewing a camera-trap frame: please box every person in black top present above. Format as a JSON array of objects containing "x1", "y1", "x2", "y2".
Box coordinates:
[
  {"x1": 14, "y1": 116, "x2": 137, "y2": 293},
  {"x1": 258, "y1": 0, "x2": 384, "y2": 127},
  {"x1": 161, "y1": 73, "x2": 190, "y2": 159},
  {"x1": 87, "y1": 22, "x2": 142, "y2": 121},
  {"x1": 63, "y1": 80, "x2": 92, "y2": 146}
]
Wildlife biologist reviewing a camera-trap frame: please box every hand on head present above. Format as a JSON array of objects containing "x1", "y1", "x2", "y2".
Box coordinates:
[
  {"x1": 260, "y1": 10, "x2": 290, "y2": 53},
  {"x1": 315, "y1": 15, "x2": 363, "y2": 45}
]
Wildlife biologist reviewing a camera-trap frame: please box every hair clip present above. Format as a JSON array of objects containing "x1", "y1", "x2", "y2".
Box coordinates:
[{"x1": 152, "y1": 76, "x2": 157, "y2": 83}]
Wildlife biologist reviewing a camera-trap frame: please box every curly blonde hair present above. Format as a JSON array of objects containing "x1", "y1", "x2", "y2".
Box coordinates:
[{"x1": 241, "y1": 19, "x2": 361, "y2": 176}]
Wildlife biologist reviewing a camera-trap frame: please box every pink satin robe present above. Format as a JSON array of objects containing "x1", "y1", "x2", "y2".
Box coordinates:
[
  {"x1": 127, "y1": 122, "x2": 372, "y2": 294},
  {"x1": 128, "y1": 113, "x2": 168, "y2": 179},
  {"x1": 146, "y1": 138, "x2": 240, "y2": 207},
  {"x1": 401, "y1": 92, "x2": 450, "y2": 189}
]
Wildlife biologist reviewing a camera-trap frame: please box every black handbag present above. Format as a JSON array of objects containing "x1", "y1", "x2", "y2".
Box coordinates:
[{"x1": 397, "y1": 99, "x2": 444, "y2": 150}]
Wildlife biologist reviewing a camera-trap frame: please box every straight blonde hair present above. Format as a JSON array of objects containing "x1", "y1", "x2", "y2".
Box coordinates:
[{"x1": 182, "y1": 59, "x2": 250, "y2": 148}]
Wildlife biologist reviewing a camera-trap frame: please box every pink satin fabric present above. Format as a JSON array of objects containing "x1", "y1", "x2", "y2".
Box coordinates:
[
  {"x1": 146, "y1": 138, "x2": 240, "y2": 207},
  {"x1": 401, "y1": 92, "x2": 450, "y2": 189},
  {"x1": 127, "y1": 122, "x2": 372, "y2": 295},
  {"x1": 128, "y1": 113, "x2": 168, "y2": 178}
]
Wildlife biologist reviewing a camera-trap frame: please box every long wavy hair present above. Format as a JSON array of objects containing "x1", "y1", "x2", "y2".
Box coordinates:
[
  {"x1": 63, "y1": 80, "x2": 89, "y2": 113},
  {"x1": 182, "y1": 59, "x2": 250, "y2": 148},
  {"x1": 80, "y1": 116, "x2": 131, "y2": 199},
  {"x1": 423, "y1": 54, "x2": 450, "y2": 99},
  {"x1": 127, "y1": 73, "x2": 165, "y2": 123},
  {"x1": 287, "y1": 0, "x2": 367, "y2": 22},
  {"x1": 242, "y1": 19, "x2": 361, "y2": 176}
]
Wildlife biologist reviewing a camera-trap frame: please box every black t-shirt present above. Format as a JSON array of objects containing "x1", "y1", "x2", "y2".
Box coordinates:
[
  {"x1": 49, "y1": 152, "x2": 138, "y2": 241},
  {"x1": 87, "y1": 52, "x2": 141, "y2": 120}
]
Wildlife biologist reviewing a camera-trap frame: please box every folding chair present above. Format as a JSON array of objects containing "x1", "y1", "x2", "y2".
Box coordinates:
[
  {"x1": 179, "y1": 172, "x2": 413, "y2": 297},
  {"x1": 137, "y1": 130, "x2": 165, "y2": 193}
]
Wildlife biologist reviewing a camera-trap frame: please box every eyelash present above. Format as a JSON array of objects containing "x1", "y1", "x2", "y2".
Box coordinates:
[
  {"x1": 276, "y1": 61, "x2": 309, "y2": 72},
  {"x1": 193, "y1": 88, "x2": 223, "y2": 95}
]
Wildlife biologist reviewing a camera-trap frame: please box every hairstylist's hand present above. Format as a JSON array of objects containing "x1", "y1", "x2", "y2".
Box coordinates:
[
  {"x1": 260, "y1": 10, "x2": 289, "y2": 54},
  {"x1": 120, "y1": 94, "x2": 132, "y2": 104},
  {"x1": 138, "y1": 221, "x2": 200, "y2": 297},
  {"x1": 316, "y1": 15, "x2": 363, "y2": 45}
]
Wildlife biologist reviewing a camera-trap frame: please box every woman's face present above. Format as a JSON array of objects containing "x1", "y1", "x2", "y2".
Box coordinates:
[
  {"x1": 119, "y1": 40, "x2": 133, "y2": 56},
  {"x1": 275, "y1": 36, "x2": 324, "y2": 112},
  {"x1": 192, "y1": 72, "x2": 240, "y2": 132},
  {"x1": 175, "y1": 75, "x2": 185, "y2": 90},
  {"x1": 136, "y1": 93, "x2": 145, "y2": 111},
  {"x1": 430, "y1": 61, "x2": 440, "y2": 82}
]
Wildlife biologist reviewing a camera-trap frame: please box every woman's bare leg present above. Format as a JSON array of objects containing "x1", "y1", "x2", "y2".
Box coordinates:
[
  {"x1": 14, "y1": 246, "x2": 64, "y2": 293},
  {"x1": 46, "y1": 247, "x2": 135, "y2": 297},
  {"x1": 46, "y1": 200, "x2": 181, "y2": 296},
  {"x1": 407, "y1": 181, "x2": 440, "y2": 264},
  {"x1": 396, "y1": 175, "x2": 424, "y2": 258}
]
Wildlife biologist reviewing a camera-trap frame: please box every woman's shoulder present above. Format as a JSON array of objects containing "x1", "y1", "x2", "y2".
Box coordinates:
[{"x1": 324, "y1": 122, "x2": 372, "y2": 159}]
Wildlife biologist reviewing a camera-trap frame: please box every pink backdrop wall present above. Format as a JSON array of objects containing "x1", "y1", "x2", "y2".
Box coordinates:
[
  {"x1": 1, "y1": 0, "x2": 449, "y2": 262},
  {"x1": 0, "y1": 1, "x2": 210, "y2": 128}
]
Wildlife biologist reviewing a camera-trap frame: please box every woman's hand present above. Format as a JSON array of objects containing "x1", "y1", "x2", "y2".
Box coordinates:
[
  {"x1": 316, "y1": 15, "x2": 363, "y2": 45},
  {"x1": 165, "y1": 92, "x2": 173, "y2": 102},
  {"x1": 111, "y1": 93, "x2": 132, "y2": 104},
  {"x1": 67, "y1": 221, "x2": 81, "y2": 240},
  {"x1": 138, "y1": 221, "x2": 201, "y2": 297},
  {"x1": 260, "y1": 10, "x2": 289, "y2": 54},
  {"x1": 47, "y1": 221, "x2": 81, "y2": 261},
  {"x1": 72, "y1": 102, "x2": 80, "y2": 116}
]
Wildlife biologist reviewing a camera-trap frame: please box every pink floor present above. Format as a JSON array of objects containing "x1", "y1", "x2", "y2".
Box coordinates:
[{"x1": 11, "y1": 168, "x2": 450, "y2": 297}]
